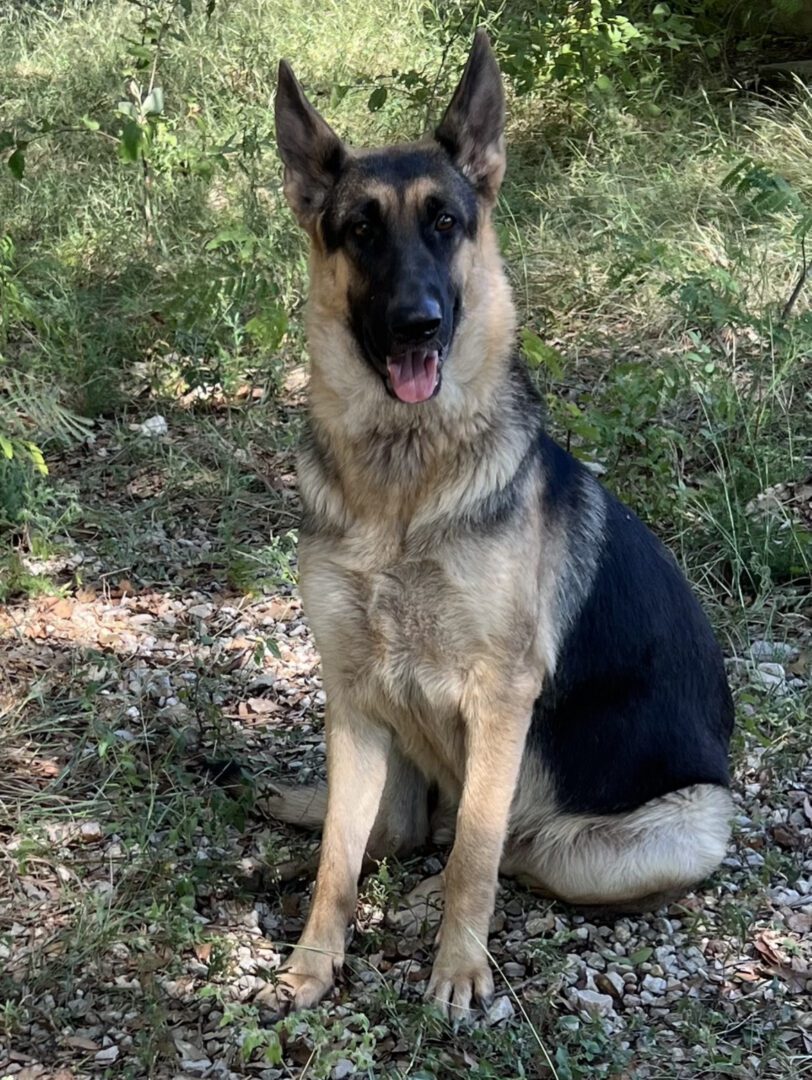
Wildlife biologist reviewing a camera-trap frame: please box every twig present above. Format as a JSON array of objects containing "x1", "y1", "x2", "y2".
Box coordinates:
[
  {"x1": 781, "y1": 234, "x2": 809, "y2": 322},
  {"x1": 425, "y1": 33, "x2": 456, "y2": 132}
]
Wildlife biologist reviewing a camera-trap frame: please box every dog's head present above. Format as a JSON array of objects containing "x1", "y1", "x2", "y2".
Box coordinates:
[{"x1": 275, "y1": 31, "x2": 506, "y2": 405}]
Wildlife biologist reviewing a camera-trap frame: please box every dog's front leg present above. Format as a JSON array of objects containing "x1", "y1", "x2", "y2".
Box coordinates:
[
  {"x1": 256, "y1": 701, "x2": 391, "y2": 1014},
  {"x1": 427, "y1": 675, "x2": 534, "y2": 1021}
]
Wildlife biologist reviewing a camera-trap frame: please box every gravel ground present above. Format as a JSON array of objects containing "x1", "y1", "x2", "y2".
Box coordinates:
[{"x1": 1, "y1": 418, "x2": 810, "y2": 1079}]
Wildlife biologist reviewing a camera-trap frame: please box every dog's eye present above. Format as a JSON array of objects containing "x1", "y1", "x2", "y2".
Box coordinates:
[
  {"x1": 435, "y1": 212, "x2": 456, "y2": 233},
  {"x1": 352, "y1": 221, "x2": 372, "y2": 240}
]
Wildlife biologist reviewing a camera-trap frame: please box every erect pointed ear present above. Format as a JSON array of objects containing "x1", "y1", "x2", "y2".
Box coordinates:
[
  {"x1": 435, "y1": 29, "x2": 506, "y2": 203},
  {"x1": 275, "y1": 60, "x2": 347, "y2": 229}
]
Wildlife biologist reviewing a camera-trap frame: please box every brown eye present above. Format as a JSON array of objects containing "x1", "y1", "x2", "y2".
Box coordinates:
[
  {"x1": 435, "y1": 212, "x2": 455, "y2": 233},
  {"x1": 353, "y1": 221, "x2": 371, "y2": 240}
]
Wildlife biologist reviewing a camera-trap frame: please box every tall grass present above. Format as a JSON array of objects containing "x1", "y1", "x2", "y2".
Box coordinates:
[{"x1": 0, "y1": 0, "x2": 809, "y2": 608}]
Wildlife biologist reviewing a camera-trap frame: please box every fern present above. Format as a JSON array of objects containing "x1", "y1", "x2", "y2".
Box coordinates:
[
  {"x1": 723, "y1": 157, "x2": 812, "y2": 238},
  {"x1": 723, "y1": 157, "x2": 812, "y2": 319},
  {"x1": 0, "y1": 371, "x2": 93, "y2": 474}
]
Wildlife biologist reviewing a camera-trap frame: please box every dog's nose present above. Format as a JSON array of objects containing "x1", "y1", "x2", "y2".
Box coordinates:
[{"x1": 388, "y1": 298, "x2": 442, "y2": 342}]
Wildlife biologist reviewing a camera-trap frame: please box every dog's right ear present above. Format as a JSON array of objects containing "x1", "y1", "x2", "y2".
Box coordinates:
[{"x1": 275, "y1": 61, "x2": 347, "y2": 229}]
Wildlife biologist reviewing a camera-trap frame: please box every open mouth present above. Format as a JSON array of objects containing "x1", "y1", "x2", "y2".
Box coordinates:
[{"x1": 385, "y1": 347, "x2": 441, "y2": 404}]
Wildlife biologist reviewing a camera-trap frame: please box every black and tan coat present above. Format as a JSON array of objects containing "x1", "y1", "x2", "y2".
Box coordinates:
[{"x1": 257, "y1": 31, "x2": 734, "y2": 1020}]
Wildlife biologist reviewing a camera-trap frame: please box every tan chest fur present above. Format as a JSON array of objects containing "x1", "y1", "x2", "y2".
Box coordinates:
[{"x1": 299, "y1": 513, "x2": 548, "y2": 787}]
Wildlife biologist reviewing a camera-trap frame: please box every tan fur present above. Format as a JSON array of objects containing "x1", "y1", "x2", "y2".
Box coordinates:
[
  {"x1": 258, "y1": 202, "x2": 732, "y2": 1016},
  {"x1": 261, "y1": 36, "x2": 732, "y2": 1020},
  {"x1": 403, "y1": 176, "x2": 442, "y2": 209},
  {"x1": 256, "y1": 199, "x2": 552, "y2": 1015}
]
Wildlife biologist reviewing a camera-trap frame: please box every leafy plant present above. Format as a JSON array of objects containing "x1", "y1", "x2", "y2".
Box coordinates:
[
  {"x1": 426, "y1": 0, "x2": 707, "y2": 102},
  {"x1": 1, "y1": 239, "x2": 92, "y2": 529},
  {"x1": 723, "y1": 157, "x2": 812, "y2": 321}
]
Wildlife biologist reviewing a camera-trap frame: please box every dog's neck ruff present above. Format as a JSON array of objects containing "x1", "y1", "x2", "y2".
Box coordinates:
[{"x1": 300, "y1": 336, "x2": 540, "y2": 538}]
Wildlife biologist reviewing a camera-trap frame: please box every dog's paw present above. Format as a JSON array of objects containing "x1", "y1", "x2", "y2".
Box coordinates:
[
  {"x1": 425, "y1": 955, "x2": 494, "y2": 1024},
  {"x1": 255, "y1": 968, "x2": 334, "y2": 1018}
]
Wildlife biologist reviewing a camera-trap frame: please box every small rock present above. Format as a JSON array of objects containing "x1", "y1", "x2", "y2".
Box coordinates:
[
  {"x1": 79, "y1": 821, "x2": 102, "y2": 844},
  {"x1": 641, "y1": 974, "x2": 667, "y2": 995},
  {"x1": 750, "y1": 640, "x2": 797, "y2": 663},
  {"x1": 181, "y1": 1060, "x2": 212, "y2": 1076},
  {"x1": 757, "y1": 662, "x2": 786, "y2": 679},
  {"x1": 174, "y1": 1038, "x2": 209, "y2": 1062},
  {"x1": 489, "y1": 911, "x2": 506, "y2": 933},
  {"x1": 237, "y1": 945, "x2": 256, "y2": 972},
  {"x1": 569, "y1": 988, "x2": 615, "y2": 1017},
  {"x1": 485, "y1": 995, "x2": 516, "y2": 1025},
  {"x1": 526, "y1": 913, "x2": 554, "y2": 937},
  {"x1": 595, "y1": 970, "x2": 626, "y2": 1000},
  {"x1": 95, "y1": 1046, "x2": 119, "y2": 1065},
  {"x1": 137, "y1": 414, "x2": 169, "y2": 437},
  {"x1": 332, "y1": 1060, "x2": 355, "y2": 1079},
  {"x1": 771, "y1": 886, "x2": 801, "y2": 905},
  {"x1": 752, "y1": 669, "x2": 786, "y2": 693},
  {"x1": 502, "y1": 962, "x2": 525, "y2": 979}
]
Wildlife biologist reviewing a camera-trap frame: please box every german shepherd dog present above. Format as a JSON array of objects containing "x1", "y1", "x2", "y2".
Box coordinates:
[{"x1": 258, "y1": 31, "x2": 734, "y2": 1019}]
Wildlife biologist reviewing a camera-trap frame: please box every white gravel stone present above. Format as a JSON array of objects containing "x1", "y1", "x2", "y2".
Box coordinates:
[
  {"x1": 750, "y1": 640, "x2": 798, "y2": 663},
  {"x1": 486, "y1": 995, "x2": 516, "y2": 1024},
  {"x1": 526, "y1": 913, "x2": 554, "y2": 936},
  {"x1": 752, "y1": 669, "x2": 786, "y2": 693},
  {"x1": 757, "y1": 662, "x2": 786, "y2": 679},
  {"x1": 569, "y1": 988, "x2": 616, "y2": 1017},
  {"x1": 137, "y1": 414, "x2": 168, "y2": 437},
  {"x1": 641, "y1": 975, "x2": 667, "y2": 995},
  {"x1": 596, "y1": 970, "x2": 626, "y2": 998},
  {"x1": 181, "y1": 1059, "x2": 212, "y2": 1076}
]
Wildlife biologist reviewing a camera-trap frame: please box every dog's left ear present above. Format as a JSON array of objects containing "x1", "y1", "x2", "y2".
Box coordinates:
[
  {"x1": 435, "y1": 29, "x2": 506, "y2": 202},
  {"x1": 275, "y1": 60, "x2": 347, "y2": 229}
]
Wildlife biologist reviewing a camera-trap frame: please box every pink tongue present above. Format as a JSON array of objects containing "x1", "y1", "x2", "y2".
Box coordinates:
[{"x1": 386, "y1": 350, "x2": 440, "y2": 404}]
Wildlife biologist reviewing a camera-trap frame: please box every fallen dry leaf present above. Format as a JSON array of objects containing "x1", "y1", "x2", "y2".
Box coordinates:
[
  {"x1": 753, "y1": 929, "x2": 788, "y2": 968},
  {"x1": 193, "y1": 942, "x2": 212, "y2": 963},
  {"x1": 770, "y1": 823, "x2": 801, "y2": 850},
  {"x1": 64, "y1": 1036, "x2": 100, "y2": 1051},
  {"x1": 730, "y1": 961, "x2": 761, "y2": 983}
]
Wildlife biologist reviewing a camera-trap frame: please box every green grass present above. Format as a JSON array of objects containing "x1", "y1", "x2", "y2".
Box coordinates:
[
  {"x1": 1, "y1": 2, "x2": 811, "y2": 1078},
  {"x1": 3, "y1": 0, "x2": 808, "y2": 607}
]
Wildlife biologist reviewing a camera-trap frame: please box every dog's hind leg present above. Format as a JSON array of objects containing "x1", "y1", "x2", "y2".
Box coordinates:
[
  {"x1": 261, "y1": 783, "x2": 328, "y2": 830},
  {"x1": 263, "y1": 743, "x2": 430, "y2": 860},
  {"x1": 385, "y1": 788, "x2": 459, "y2": 935},
  {"x1": 502, "y1": 784, "x2": 733, "y2": 911}
]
